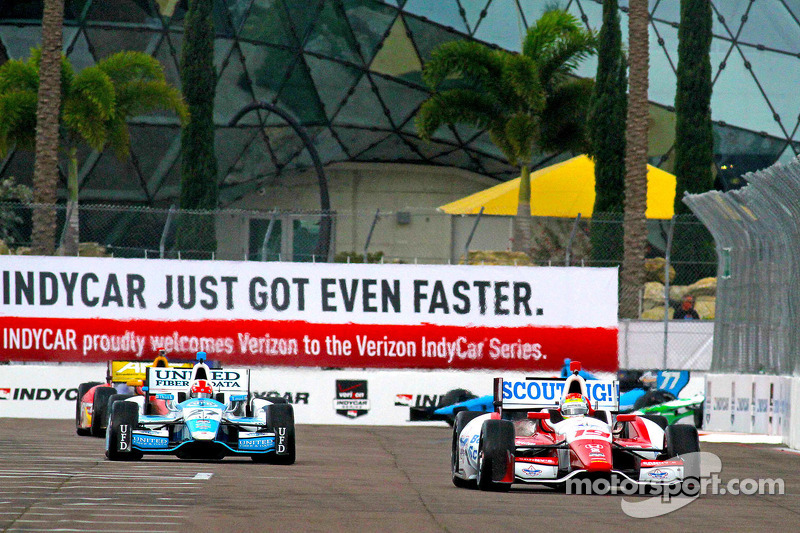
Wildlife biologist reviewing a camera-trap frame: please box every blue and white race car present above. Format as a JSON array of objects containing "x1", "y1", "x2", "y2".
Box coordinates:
[{"x1": 105, "y1": 352, "x2": 294, "y2": 463}]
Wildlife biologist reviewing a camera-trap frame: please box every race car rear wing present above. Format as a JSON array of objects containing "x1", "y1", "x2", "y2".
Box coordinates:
[
  {"x1": 108, "y1": 360, "x2": 194, "y2": 384},
  {"x1": 146, "y1": 366, "x2": 250, "y2": 395},
  {"x1": 494, "y1": 377, "x2": 619, "y2": 414}
]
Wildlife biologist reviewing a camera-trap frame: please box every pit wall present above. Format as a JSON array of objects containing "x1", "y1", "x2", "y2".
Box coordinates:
[{"x1": 704, "y1": 374, "x2": 800, "y2": 447}]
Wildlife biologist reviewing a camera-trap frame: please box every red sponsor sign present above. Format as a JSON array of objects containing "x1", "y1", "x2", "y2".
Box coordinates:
[{"x1": 0, "y1": 317, "x2": 618, "y2": 371}]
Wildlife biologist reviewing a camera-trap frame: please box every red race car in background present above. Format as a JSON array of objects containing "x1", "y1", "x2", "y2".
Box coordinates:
[{"x1": 75, "y1": 350, "x2": 193, "y2": 437}]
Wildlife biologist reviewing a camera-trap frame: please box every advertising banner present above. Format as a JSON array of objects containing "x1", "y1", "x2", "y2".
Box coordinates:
[{"x1": 0, "y1": 256, "x2": 618, "y2": 371}]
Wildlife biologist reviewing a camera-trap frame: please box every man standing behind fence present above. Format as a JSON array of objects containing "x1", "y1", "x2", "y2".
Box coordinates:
[{"x1": 674, "y1": 295, "x2": 700, "y2": 320}]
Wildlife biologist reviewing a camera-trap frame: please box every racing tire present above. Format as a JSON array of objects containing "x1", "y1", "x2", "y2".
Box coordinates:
[
  {"x1": 75, "y1": 381, "x2": 101, "y2": 436},
  {"x1": 266, "y1": 396, "x2": 288, "y2": 404},
  {"x1": 90, "y1": 386, "x2": 116, "y2": 437},
  {"x1": 106, "y1": 394, "x2": 136, "y2": 428},
  {"x1": 633, "y1": 390, "x2": 676, "y2": 411},
  {"x1": 642, "y1": 414, "x2": 669, "y2": 431},
  {"x1": 106, "y1": 401, "x2": 142, "y2": 461},
  {"x1": 451, "y1": 411, "x2": 483, "y2": 489},
  {"x1": 476, "y1": 419, "x2": 514, "y2": 492},
  {"x1": 253, "y1": 404, "x2": 295, "y2": 464},
  {"x1": 665, "y1": 424, "x2": 701, "y2": 493},
  {"x1": 694, "y1": 400, "x2": 704, "y2": 429}
]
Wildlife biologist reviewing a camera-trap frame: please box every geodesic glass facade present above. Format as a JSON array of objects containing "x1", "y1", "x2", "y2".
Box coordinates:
[{"x1": 1, "y1": 0, "x2": 799, "y2": 205}]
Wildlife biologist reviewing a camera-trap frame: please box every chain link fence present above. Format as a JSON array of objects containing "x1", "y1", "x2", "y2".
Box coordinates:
[{"x1": 685, "y1": 157, "x2": 800, "y2": 375}]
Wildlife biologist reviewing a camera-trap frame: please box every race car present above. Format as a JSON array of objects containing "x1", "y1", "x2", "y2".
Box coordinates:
[
  {"x1": 634, "y1": 394, "x2": 705, "y2": 427},
  {"x1": 620, "y1": 369, "x2": 705, "y2": 428},
  {"x1": 450, "y1": 361, "x2": 700, "y2": 491},
  {"x1": 75, "y1": 351, "x2": 194, "y2": 437},
  {"x1": 104, "y1": 351, "x2": 295, "y2": 463}
]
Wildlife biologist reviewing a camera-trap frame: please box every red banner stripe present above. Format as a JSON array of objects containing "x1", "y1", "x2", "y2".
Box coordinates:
[{"x1": 0, "y1": 317, "x2": 618, "y2": 371}]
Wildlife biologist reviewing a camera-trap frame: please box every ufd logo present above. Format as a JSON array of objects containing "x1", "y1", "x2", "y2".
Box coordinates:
[
  {"x1": 277, "y1": 427, "x2": 286, "y2": 454},
  {"x1": 119, "y1": 424, "x2": 129, "y2": 450}
]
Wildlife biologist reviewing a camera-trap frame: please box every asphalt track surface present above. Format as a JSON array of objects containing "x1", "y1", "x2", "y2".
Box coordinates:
[{"x1": 1, "y1": 420, "x2": 798, "y2": 532}]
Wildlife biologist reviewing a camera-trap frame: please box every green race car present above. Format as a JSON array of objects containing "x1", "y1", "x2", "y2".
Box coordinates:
[{"x1": 634, "y1": 394, "x2": 705, "y2": 428}]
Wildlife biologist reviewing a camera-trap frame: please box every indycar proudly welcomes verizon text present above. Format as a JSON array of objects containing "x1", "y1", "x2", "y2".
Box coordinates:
[
  {"x1": 104, "y1": 352, "x2": 295, "y2": 463},
  {"x1": 451, "y1": 362, "x2": 700, "y2": 491}
]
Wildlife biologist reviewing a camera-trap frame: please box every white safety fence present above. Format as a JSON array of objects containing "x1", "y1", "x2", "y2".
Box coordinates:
[{"x1": 704, "y1": 373, "x2": 800, "y2": 448}]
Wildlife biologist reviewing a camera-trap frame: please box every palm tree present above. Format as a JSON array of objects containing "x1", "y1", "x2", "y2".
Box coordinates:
[
  {"x1": 0, "y1": 50, "x2": 188, "y2": 254},
  {"x1": 620, "y1": 0, "x2": 650, "y2": 318},
  {"x1": 417, "y1": 9, "x2": 595, "y2": 254},
  {"x1": 31, "y1": 0, "x2": 64, "y2": 256}
]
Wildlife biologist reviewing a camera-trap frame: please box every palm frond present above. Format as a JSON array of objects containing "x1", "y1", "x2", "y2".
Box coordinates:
[
  {"x1": 502, "y1": 54, "x2": 545, "y2": 113},
  {"x1": 0, "y1": 91, "x2": 38, "y2": 156},
  {"x1": 95, "y1": 51, "x2": 167, "y2": 86},
  {"x1": 539, "y1": 77, "x2": 594, "y2": 153},
  {"x1": 114, "y1": 80, "x2": 189, "y2": 124},
  {"x1": 523, "y1": 9, "x2": 596, "y2": 86},
  {"x1": 105, "y1": 116, "x2": 131, "y2": 159},
  {"x1": 416, "y1": 89, "x2": 498, "y2": 140},
  {"x1": 0, "y1": 59, "x2": 39, "y2": 94},
  {"x1": 505, "y1": 112, "x2": 540, "y2": 163},
  {"x1": 62, "y1": 66, "x2": 116, "y2": 150},
  {"x1": 422, "y1": 40, "x2": 505, "y2": 94}
]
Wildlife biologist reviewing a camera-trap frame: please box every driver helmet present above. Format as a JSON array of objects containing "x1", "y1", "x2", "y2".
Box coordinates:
[
  {"x1": 190, "y1": 379, "x2": 213, "y2": 399},
  {"x1": 560, "y1": 393, "x2": 590, "y2": 418}
]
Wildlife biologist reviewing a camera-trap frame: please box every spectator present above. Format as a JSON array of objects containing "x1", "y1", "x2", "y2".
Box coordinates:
[{"x1": 674, "y1": 294, "x2": 700, "y2": 320}]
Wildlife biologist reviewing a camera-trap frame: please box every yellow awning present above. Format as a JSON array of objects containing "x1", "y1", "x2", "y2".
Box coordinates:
[{"x1": 439, "y1": 154, "x2": 676, "y2": 219}]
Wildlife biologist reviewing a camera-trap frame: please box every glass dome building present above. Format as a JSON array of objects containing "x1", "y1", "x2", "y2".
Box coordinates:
[{"x1": 1, "y1": 0, "x2": 798, "y2": 205}]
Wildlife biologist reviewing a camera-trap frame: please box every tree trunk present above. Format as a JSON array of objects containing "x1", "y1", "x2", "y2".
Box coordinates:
[
  {"x1": 58, "y1": 146, "x2": 79, "y2": 256},
  {"x1": 31, "y1": 0, "x2": 65, "y2": 256},
  {"x1": 620, "y1": 0, "x2": 650, "y2": 318},
  {"x1": 512, "y1": 165, "x2": 532, "y2": 255}
]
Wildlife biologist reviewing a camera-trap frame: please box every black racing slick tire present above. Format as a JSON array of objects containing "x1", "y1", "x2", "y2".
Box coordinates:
[
  {"x1": 665, "y1": 424, "x2": 701, "y2": 490},
  {"x1": 451, "y1": 411, "x2": 483, "y2": 489},
  {"x1": 75, "y1": 381, "x2": 101, "y2": 436},
  {"x1": 106, "y1": 394, "x2": 136, "y2": 429},
  {"x1": 90, "y1": 386, "x2": 116, "y2": 437},
  {"x1": 106, "y1": 401, "x2": 142, "y2": 461},
  {"x1": 476, "y1": 419, "x2": 515, "y2": 492},
  {"x1": 694, "y1": 400, "x2": 704, "y2": 429},
  {"x1": 253, "y1": 403, "x2": 296, "y2": 464},
  {"x1": 633, "y1": 390, "x2": 676, "y2": 411},
  {"x1": 642, "y1": 414, "x2": 669, "y2": 431}
]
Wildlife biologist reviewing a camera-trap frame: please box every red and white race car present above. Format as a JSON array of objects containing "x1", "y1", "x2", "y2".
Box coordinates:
[
  {"x1": 451, "y1": 361, "x2": 700, "y2": 491},
  {"x1": 75, "y1": 351, "x2": 193, "y2": 437}
]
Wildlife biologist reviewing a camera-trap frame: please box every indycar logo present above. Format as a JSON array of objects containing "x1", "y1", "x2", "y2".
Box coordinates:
[
  {"x1": 334, "y1": 380, "x2": 369, "y2": 418},
  {"x1": 0, "y1": 387, "x2": 78, "y2": 401}
]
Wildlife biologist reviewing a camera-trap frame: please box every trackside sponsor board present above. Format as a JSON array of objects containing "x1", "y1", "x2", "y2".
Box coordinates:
[
  {"x1": 0, "y1": 256, "x2": 618, "y2": 371},
  {"x1": 1, "y1": 364, "x2": 612, "y2": 423}
]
